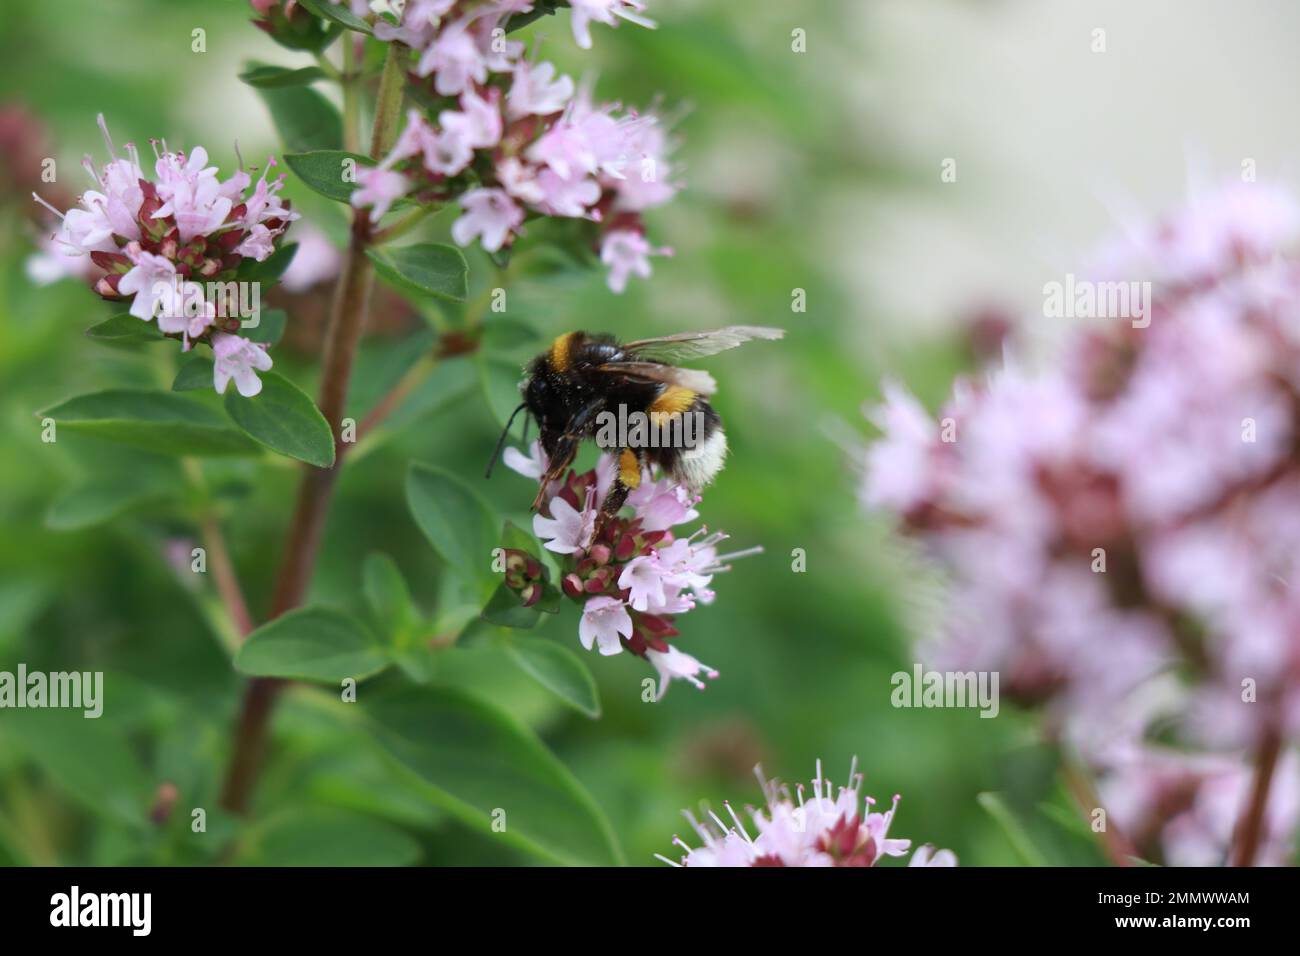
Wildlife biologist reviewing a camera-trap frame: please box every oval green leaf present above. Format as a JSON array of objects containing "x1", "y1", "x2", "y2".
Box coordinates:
[
  {"x1": 363, "y1": 552, "x2": 421, "y2": 650},
  {"x1": 284, "y1": 150, "x2": 375, "y2": 203},
  {"x1": 239, "y1": 63, "x2": 329, "y2": 88},
  {"x1": 365, "y1": 685, "x2": 622, "y2": 866},
  {"x1": 406, "y1": 463, "x2": 499, "y2": 600},
  {"x1": 235, "y1": 606, "x2": 389, "y2": 683},
  {"x1": 297, "y1": 0, "x2": 374, "y2": 34},
  {"x1": 224, "y1": 371, "x2": 335, "y2": 468},
  {"x1": 38, "y1": 390, "x2": 260, "y2": 457},
  {"x1": 85, "y1": 313, "x2": 163, "y2": 342},
  {"x1": 239, "y1": 808, "x2": 419, "y2": 866},
  {"x1": 367, "y1": 243, "x2": 468, "y2": 302},
  {"x1": 172, "y1": 354, "x2": 214, "y2": 392},
  {"x1": 255, "y1": 85, "x2": 343, "y2": 153},
  {"x1": 501, "y1": 636, "x2": 600, "y2": 718}
]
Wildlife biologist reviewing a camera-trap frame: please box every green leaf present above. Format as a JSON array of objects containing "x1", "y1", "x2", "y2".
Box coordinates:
[
  {"x1": 235, "y1": 606, "x2": 389, "y2": 682},
  {"x1": 406, "y1": 463, "x2": 499, "y2": 600},
  {"x1": 239, "y1": 62, "x2": 329, "y2": 88},
  {"x1": 363, "y1": 552, "x2": 421, "y2": 650},
  {"x1": 284, "y1": 150, "x2": 374, "y2": 203},
  {"x1": 500, "y1": 636, "x2": 600, "y2": 718},
  {"x1": 367, "y1": 243, "x2": 468, "y2": 302},
  {"x1": 172, "y1": 354, "x2": 214, "y2": 392},
  {"x1": 478, "y1": 354, "x2": 526, "y2": 428},
  {"x1": 239, "y1": 808, "x2": 419, "y2": 866},
  {"x1": 481, "y1": 317, "x2": 544, "y2": 356},
  {"x1": 0, "y1": 703, "x2": 152, "y2": 828},
  {"x1": 365, "y1": 685, "x2": 623, "y2": 866},
  {"x1": 237, "y1": 242, "x2": 298, "y2": 283},
  {"x1": 45, "y1": 475, "x2": 177, "y2": 531},
  {"x1": 245, "y1": 308, "x2": 288, "y2": 346},
  {"x1": 481, "y1": 582, "x2": 543, "y2": 629},
  {"x1": 297, "y1": 0, "x2": 374, "y2": 34},
  {"x1": 85, "y1": 313, "x2": 163, "y2": 343},
  {"x1": 38, "y1": 390, "x2": 260, "y2": 457},
  {"x1": 977, "y1": 792, "x2": 1049, "y2": 867},
  {"x1": 224, "y1": 372, "x2": 335, "y2": 468},
  {"x1": 255, "y1": 85, "x2": 343, "y2": 153}
]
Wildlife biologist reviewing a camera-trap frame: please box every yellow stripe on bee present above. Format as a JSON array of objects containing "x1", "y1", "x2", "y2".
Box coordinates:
[
  {"x1": 649, "y1": 385, "x2": 696, "y2": 417},
  {"x1": 549, "y1": 332, "x2": 578, "y2": 371},
  {"x1": 618, "y1": 449, "x2": 642, "y2": 489}
]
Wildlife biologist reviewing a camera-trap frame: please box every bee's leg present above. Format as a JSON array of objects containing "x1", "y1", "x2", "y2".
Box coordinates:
[
  {"x1": 594, "y1": 448, "x2": 643, "y2": 538},
  {"x1": 531, "y1": 398, "x2": 606, "y2": 511}
]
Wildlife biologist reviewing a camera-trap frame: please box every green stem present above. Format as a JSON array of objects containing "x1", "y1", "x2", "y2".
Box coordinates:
[
  {"x1": 370, "y1": 45, "x2": 406, "y2": 160},
  {"x1": 340, "y1": 38, "x2": 360, "y2": 154}
]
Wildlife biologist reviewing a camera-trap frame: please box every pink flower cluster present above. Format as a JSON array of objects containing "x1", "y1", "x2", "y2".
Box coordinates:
[
  {"x1": 659, "y1": 759, "x2": 957, "y2": 867},
  {"x1": 503, "y1": 441, "x2": 741, "y2": 698},
  {"x1": 34, "y1": 115, "x2": 296, "y2": 397},
  {"x1": 351, "y1": 1, "x2": 675, "y2": 292},
  {"x1": 863, "y1": 182, "x2": 1300, "y2": 864},
  {"x1": 373, "y1": 1, "x2": 654, "y2": 61}
]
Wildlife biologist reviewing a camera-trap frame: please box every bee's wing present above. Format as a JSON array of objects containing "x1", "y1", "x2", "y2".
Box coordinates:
[
  {"x1": 593, "y1": 361, "x2": 718, "y2": 395},
  {"x1": 622, "y1": 325, "x2": 785, "y2": 363}
]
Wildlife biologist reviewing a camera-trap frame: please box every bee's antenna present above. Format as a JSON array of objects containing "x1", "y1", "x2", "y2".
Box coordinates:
[{"x1": 485, "y1": 402, "x2": 529, "y2": 479}]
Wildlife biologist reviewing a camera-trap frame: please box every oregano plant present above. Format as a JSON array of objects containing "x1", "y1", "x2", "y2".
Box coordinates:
[{"x1": 29, "y1": 1, "x2": 682, "y2": 862}]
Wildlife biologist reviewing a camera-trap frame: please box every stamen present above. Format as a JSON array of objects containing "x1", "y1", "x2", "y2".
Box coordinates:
[
  {"x1": 31, "y1": 193, "x2": 65, "y2": 219},
  {"x1": 96, "y1": 113, "x2": 116, "y2": 159}
]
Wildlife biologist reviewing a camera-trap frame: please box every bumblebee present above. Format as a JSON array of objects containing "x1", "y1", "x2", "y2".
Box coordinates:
[{"x1": 487, "y1": 325, "x2": 784, "y2": 522}]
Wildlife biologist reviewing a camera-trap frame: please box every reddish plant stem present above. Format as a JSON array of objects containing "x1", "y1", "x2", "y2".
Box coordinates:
[
  {"x1": 1231, "y1": 723, "x2": 1283, "y2": 867},
  {"x1": 218, "y1": 214, "x2": 376, "y2": 815},
  {"x1": 217, "y1": 45, "x2": 408, "y2": 817}
]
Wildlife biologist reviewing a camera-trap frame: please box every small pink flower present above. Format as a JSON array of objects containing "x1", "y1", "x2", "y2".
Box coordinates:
[
  {"x1": 440, "y1": 87, "x2": 502, "y2": 151},
  {"x1": 645, "y1": 645, "x2": 717, "y2": 698},
  {"x1": 118, "y1": 244, "x2": 178, "y2": 321},
  {"x1": 496, "y1": 156, "x2": 545, "y2": 205},
  {"x1": 600, "y1": 229, "x2": 671, "y2": 293},
  {"x1": 862, "y1": 381, "x2": 938, "y2": 513},
  {"x1": 211, "y1": 332, "x2": 273, "y2": 397},
  {"x1": 421, "y1": 129, "x2": 474, "y2": 177},
  {"x1": 532, "y1": 491, "x2": 597, "y2": 554},
  {"x1": 503, "y1": 440, "x2": 548, "y2": 480},
  {"x1": 661, "y1": 759, "x2": 950, "y2": 868},
  {"x1": 578, "y1": 595, "x2": 633, "y2": 655},
  {"x1": 618, "y1": 555, "x2": 666, "y2": 611},
  {"x1": 507, "y1": 61, "x2": 575, "y2": 119},
  {"x1": 156, "y1": 281, "x2": 215, "y2": 346},
  {"x1": 235, "y1": 223, "x2": 276, "y2": 261},
  {"x1": 416, "y1": 20, "x2": 488, "y2": 95},
  {"x1": 451, "y1": 187, "x2": 523, "y2": 252},
  {"x1": 153, "y1": 146, "x2": 234, "y2": 243},
  {"x1": 628, "y1": 477, "x2": 698, "y2": 531},
  {"x1": 535, "y1": 169, "x2": 601, "y2": 219},
  {"x1": 350, "y1": 167, "x2": 410, "y2": 222},
  {"x1": 568, "y1": 0, "x2": 655, "y2": 50},
  {"x1": 241, "y1": 159, "x2": 295, "y2": 230},
  {"x1": 279, "y1": 220, "x2": 340, "y2": 292},
  {"x1": 909, "y1": 845, "x2": 959, "y2": 867}
]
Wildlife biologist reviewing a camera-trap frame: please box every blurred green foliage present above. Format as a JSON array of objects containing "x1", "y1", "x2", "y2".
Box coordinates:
[{"x1": 0, "y1": 0, "x2": 1087, "y2": 866}]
